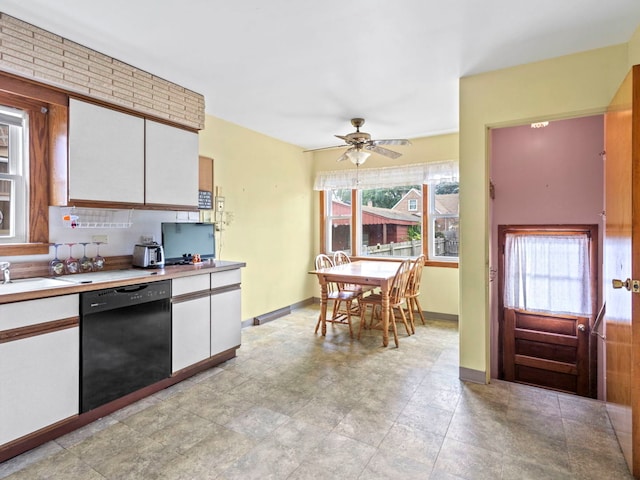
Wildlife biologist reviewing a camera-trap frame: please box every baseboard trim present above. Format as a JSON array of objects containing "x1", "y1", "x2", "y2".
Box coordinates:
[
  {"x1": 253, "y1": 306, "x2": 291, "y2": 325},
  {"x1": 248, "y1": 298, "x2": 316, "y2": 327},
  {"x1": 424, "y1": 311, "x2": 458, "y2": 322},
  {"x1": 459, "y1": 367, "x2": 487, "y2": 384}
]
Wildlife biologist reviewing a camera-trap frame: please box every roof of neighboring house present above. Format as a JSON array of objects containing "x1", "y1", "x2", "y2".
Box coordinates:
[
  {"x1": 362, "y1": 205, "x2": 420, "y2": 226},
  {"x1": 435, "y1": 194, "x2": 459, "y2": 215},
  {"x1": 392, "y1": 188, "x2": 422, "y2": 210},
  {"x1": 331, "y1": 200, "x2": 419, "y2": 226}
]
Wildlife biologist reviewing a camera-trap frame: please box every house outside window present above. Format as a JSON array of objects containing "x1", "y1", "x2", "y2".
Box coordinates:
[
  {"x1": 360, "y1": 186, "x2": 422, "y2": 257},
  {"x1": 325, "y1": 189, "x2": 352, "y2": 254},
  {"x1": 429, "y1": 181, "x2": 459, "y2": 260},
  {"x1": 314, "y1": 162, "x2": 459, "y2": 265}
]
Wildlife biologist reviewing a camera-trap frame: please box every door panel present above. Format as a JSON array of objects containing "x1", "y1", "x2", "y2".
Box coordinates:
[
  {"x1": 504, "y1": 308, "x2": 589, "y2": 395},
  {"x1": 604, "y1": 67, "x2": 635, "y2": 472}
]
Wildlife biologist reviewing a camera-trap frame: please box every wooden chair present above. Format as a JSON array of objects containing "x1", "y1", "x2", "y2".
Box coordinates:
[
  {"x1": 333, "y1": 251, "x2": 374, "y2": 295},
  {"x1": 314, "y1": 254, "x2": 360, "y2": 338},
  {"x1": 357, "y1": 259, "x2": 413, "y2": 347},
  {"x1": 404, "y1": 254, "x2": 426, "y2": 333}
]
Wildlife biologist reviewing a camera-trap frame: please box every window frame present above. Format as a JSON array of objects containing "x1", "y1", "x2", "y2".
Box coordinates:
[
  {"x1": 407, "y1": 198, "x2": 418, "y2": 212},
  {"x1": 0, "y1": 106, "x2": 28, "y2": 242},
  {"x1": 0, "y1": 74, "x2": 68, "y2": 256},
  {"x1": 320, "y1": 185, "x2": 458, "y2": 268},
  {"x1": 425, "y1": 183, "x2": 459, "y2": 264}
]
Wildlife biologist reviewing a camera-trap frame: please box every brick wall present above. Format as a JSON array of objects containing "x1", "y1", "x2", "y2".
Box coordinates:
[{"x1": 0, "y1": 13, "x2": 205, "y2": 130}]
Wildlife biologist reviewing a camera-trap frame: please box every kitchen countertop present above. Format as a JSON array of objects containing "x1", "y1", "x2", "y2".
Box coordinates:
[{"x1": 0, "y1": 260, "x2": 246, "y2": 305}]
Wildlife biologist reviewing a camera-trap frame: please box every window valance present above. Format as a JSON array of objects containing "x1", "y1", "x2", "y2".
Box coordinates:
[{"x1": 313, "y1": 161, "x2": 458, "y2": 190}]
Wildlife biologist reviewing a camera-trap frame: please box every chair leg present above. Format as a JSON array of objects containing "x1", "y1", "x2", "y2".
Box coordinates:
[
  {"x1": 413, "y1": 297, "x2": 426, "y2": 325},
  {"x1": 357, "y1": 303, "x2": 366, "y2": 339},
  {"x1": 346, "y1": 300, "x2": 354, "y2": 338},
  {"x1": 405, "y1": 300, "x2": 416, "y2": 334},
  {"x1": 390, "y1": 307, "x2": 399, "y2": 347},
  {"x1": 397, "y1": 305, "x2": 412, "y2": 336}
]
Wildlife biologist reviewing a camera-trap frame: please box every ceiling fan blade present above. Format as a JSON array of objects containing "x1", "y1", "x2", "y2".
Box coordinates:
[
  {"x1": 372, "y1": 139, "x2": 411, "y2": 146},
  {"x1": 303, "y1": 144, "x2": 347, "y2": 153},
  {"x1": 365, "y1": 145, "x2": 402, "y2": 159},
  {"x1": 337, "y1": 148, "x2": 355, "y2": 162}
]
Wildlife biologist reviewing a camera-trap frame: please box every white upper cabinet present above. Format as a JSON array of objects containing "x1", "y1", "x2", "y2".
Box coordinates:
[
  {"x1": 67, "y1": 99, "x2": 199, "y2": 209},
  {"x1": 68, "y1": 99, "x2": 145, "y2": 204},
  {"x1": 145, "y1": 120, "x2": 199, "y2": 208}
]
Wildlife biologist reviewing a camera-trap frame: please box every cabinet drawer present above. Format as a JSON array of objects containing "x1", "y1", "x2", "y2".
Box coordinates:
[
  {"x1": 0, "y1": 295, "x2": 79, "y2": 330},
  {"x1": 172, "y1": 275, "x2": 210, "y2": 296},
  {"x1": 210, "y1": 269, "x2": 241, "y2": 289}
]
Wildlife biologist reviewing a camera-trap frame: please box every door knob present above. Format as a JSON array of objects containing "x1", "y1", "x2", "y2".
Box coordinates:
[
  {"x1": 577, "y1": 324, "x2": 586, "y2": 332},
  {"x1": 612, "y1": 278, "x2": 632, "y2": 291}
]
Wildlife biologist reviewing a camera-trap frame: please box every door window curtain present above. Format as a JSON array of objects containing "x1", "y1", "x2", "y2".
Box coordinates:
[{"x1": 504, "y1": 233, "x2": 592, "y2": 316}]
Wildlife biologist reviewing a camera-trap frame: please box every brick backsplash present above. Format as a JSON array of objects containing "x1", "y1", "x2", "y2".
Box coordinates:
[{"x1": 0, "y1": 13, "x2": 205, "y2": 130}]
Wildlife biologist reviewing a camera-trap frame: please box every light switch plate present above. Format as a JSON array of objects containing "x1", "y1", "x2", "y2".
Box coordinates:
[{"x1": 92, "y1": 234, "x2": 108, "y2": 243}]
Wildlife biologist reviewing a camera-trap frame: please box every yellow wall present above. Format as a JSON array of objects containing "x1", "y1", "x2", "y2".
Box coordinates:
[
  {"x1": 199, "y1": 115, "x2": 318, "y2": 320},
  {"x1": 312, "y1": 132, "x2": 460, "y2": 316},
  {"x1": 458, "y1": 43, "x2": 630, "y2": 379},
  {"x1": 628, "y1": 25, "x2": 640, "y2": 67}
]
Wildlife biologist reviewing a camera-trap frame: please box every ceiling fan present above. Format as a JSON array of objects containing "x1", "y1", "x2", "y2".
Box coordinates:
[{"x1": 307, "y1": 118, "x2": 411, "y2": 166}]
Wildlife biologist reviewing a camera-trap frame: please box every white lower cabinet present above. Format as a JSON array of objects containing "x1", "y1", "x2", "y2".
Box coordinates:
[
  {"x1": 171, "y1": 269, "x2": 241, "y2": 372},
  {"x1": 171, "y1": 274, "x2": 211, "y2": 373},
  {"x1": 0, "y1": 296, "x2": 79, "y2": 446},
  {"x1": 172, "y1": 295, "x2": 211, "y2": 372},
  {"x1": 211, "y1": 288, "x2": 241, "y2": 356}
]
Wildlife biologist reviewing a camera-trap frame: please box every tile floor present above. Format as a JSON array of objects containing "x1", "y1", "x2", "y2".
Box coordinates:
[{"x1": 0, "y1": 305, "x2": 632, "y2": 479}]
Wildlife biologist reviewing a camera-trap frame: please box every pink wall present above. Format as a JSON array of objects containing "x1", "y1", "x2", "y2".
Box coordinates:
[
  {"x1": 491, "y1": 116, "x2": 604, "y2": 224},
  {"x1": 489, "y1": 115, "x2": 605, "y2": 394}
]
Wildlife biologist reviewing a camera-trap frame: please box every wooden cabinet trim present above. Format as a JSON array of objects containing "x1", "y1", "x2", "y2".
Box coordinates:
[
  {"x1": 0, "y1": 316, "x2": 79, "y2": 344},
  {"x1": 171, "y1": 290, "x2": 211, "y2": 304},
  {"x1": 210, "y1": 284, "x2": 241, "y2": 295}
]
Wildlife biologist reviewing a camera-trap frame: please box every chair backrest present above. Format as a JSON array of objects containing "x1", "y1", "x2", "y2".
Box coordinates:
[
  {"x1": 390, "y1": 259, "x2": 412, "y2": 305},
  {"x1": 333, "y1": 251, "x2": 351, "y2": 265},
  {"x1": 315, "y1": 254, "x2": 334, "y2": 270},
  {"x1": 407, "y1": 254, "x2": 426, "y2": 296},
  {"x1": 315, "y1": 254, "x2": 339, "y2": 294}
]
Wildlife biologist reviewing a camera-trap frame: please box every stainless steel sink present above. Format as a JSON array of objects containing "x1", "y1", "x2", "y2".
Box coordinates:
[{"x1": 0, "y1": 277, "x2": 72, "y2": 294}]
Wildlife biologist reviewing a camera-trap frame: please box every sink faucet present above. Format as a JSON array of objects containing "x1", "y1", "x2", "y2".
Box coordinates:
[{"x1": 0, "y1": 262, "x2": 10, "y2": 284}]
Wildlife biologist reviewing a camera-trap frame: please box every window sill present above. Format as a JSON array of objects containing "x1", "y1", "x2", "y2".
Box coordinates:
[
  {"x1": 425, "y1": 260, "x2": 458, "y2": 268},
  {"x1": 0, "y1": 243, "x2": 50, "y2": 256}
]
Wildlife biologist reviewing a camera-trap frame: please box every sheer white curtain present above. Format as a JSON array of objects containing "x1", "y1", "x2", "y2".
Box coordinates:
[
  {"x1": 504, "y1": 233, "x2": 592, "y2": 316},
  {"x1": 313, "y1": 161, "x2": 458, "y2": 190}
]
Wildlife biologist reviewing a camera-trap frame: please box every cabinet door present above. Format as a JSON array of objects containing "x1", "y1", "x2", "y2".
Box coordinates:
[
  {"x1": 210, "y1": 288, "x2": 241, "y2": 356},
  {"x1": 172, "y1": 296, "x2": 211, "y2": 372},
  {"x1": 145, "y1": 120, "x2": 199, "y2": 208},
  {"x1": 0, "y1": 327, "x2": 79, "y2": 445},
  {"x1": 68, "y1": 99, "x2": 144, "y2": 204}
]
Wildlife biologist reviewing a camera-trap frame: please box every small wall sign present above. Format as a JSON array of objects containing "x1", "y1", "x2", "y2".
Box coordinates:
[{"x1": 198, "y1": 190, "x2": 213, "y2": 210}]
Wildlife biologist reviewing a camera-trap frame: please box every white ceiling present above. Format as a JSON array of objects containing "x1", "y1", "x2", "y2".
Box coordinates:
[{"x1": 2, "y1": 1, "x2": 640, "y2": 149}]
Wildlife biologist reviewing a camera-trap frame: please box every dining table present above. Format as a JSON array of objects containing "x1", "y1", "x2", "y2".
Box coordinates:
[{"x1": 310, "y1": 260, "x2": 401, "y2": 347}]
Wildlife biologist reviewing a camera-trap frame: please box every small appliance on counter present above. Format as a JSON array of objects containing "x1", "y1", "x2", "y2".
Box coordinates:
[{"x1": 132, "y1": 242, "x2": 165, "y2": 268}]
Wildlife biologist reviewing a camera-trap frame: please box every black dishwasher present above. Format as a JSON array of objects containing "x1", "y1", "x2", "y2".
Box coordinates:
[{"x1": 80, "y1": 280, "x2": 171, "y2": 413}]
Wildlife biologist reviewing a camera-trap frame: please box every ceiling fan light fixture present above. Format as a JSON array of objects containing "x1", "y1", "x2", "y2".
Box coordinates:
[{"x1": 346, "y1": 149, "x2": 371, "y2": 166}]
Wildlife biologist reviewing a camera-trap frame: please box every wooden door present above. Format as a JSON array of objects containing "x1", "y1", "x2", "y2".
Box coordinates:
[
  {"x1": 603, "y1": 66, "x2": 638, "y2": 474},
  {"x1": 499, "y1": 225, "x2": 597, "y2": 397},
  {"x1": 503, "y1": 309, "x2": 590, "y2": 395}
]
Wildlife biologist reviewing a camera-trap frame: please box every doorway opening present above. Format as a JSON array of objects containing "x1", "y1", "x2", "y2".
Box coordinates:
[
  {"x1": 488, "y1": 114, "x2": 605, "y2": 398},
  {"x1": 498, "y1": 225, "x2": 598, "y2": 397}
]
